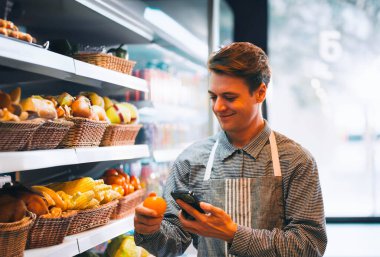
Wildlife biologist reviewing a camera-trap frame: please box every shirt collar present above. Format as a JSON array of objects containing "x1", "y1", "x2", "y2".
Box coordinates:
[{"x1": 217, "y1": 120, "x2": 272, "y2": 161}]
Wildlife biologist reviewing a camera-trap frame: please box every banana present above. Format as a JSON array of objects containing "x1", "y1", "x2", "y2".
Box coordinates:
[
  {"x1": 32, "y1": 185, "x2": 67, "y2": 211},
  {"x1": 57, "y1": 191, "x2": 74, "y2": 210},
  {"x1": 40, "y1": 191, "x2": 56, "y2": 207}
]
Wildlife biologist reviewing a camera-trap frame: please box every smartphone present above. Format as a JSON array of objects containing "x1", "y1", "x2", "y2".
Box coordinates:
[{"x1": 171, "y1": 190, "x2": 205, "y2": 220}]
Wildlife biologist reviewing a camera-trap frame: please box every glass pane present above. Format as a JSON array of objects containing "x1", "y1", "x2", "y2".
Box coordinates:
[{"x1": 268, "y1": 0, "x2": 380, "y2": 217}]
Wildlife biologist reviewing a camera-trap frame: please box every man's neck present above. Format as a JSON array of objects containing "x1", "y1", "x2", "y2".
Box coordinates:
[{"x1": 226, "y1": 118, "x2": 265, "y2": 148}]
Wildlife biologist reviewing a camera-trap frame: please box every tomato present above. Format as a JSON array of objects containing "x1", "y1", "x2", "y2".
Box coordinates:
[
  {"x1": 119, "y1": 172, "x2": 130, "y2": 184},
  {"x1": 143, "y1": 192, "x2": 167, "y2": 216},
  {"x1": 130, "y1": 176, "x2": 140, "y2": 190},
  {"x1": 104, "y1": 174, "x2": 125, "y2": 186},
  {"x1": 128, "y1": 184, "x2": 135, "y2": 194},
  {"x1": 103, "y1": 169, "x2": 119, "y2": 177}
]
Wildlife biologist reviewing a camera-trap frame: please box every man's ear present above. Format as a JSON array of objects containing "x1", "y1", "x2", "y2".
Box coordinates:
[{"x1": 255, "y1": 83, "x2": 267, "y2": 103}]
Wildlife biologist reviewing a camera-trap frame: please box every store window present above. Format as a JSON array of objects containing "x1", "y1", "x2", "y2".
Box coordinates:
[{"x1": 268, "y1": 0, "x2": 380, "y2": 217}]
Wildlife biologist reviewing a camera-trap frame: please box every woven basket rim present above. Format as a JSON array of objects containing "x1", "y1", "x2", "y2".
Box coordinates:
[
  {"x1": 76, "y1": 199, "x2": 118, "y2": 213},
  {"x1": 73, "y1": 53, "x2": 136, "y2": 62},
  {"x1": 0, "y1": 212, "x2": 35, "y2": 230},
  {"x1": 107, "y1": 123, "x2": 142, "y2": 128},
  {"x1": 37, "y1": 210, "x2": 78, "y2": 220},
  {"x1": 66, "y1": 116, "x2": 109, "y2": 124}
]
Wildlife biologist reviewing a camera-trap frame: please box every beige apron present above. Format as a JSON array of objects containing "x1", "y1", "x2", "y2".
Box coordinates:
[{"x1": 197, "y1": 132, "x2": 285, "y2": 257}]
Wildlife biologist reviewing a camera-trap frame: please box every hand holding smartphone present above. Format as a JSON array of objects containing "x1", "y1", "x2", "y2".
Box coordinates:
[{"x1": 171, "y1": 190, "x2": 205, "y2": 220}]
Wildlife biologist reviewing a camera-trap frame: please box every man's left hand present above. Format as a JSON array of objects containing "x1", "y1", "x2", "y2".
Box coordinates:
[{"x1": 176, "y1": 199, "x2": 237, "y2": 243}]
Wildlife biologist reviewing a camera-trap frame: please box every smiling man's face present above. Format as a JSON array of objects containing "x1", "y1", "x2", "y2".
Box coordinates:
[{"x1": 208, "y1": 72, "x2": 263, "y2": 134}]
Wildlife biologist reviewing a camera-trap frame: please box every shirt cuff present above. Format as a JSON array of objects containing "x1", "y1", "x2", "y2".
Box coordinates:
[
  {"x1": 228, "y1": 225, "x2": 252, "y2": 256},
  {"x1": 134, "y1": 230, "x2": 161, "y2": 245}
]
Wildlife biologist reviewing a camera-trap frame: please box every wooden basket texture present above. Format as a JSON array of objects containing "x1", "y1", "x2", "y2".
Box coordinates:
[
  {"x1": 66, "y1": 200, "x2": 118, "y2": 235},
  {"x1": 0, "y1": 213, "x2": 35, "y2": 257},
  {"x1": 59, "y1": 117, "x2": 108, "y2": 148},
  {"x1": 73, "y1": 53, "x2": 136, "y2": 75},
  {"x1": 0, "y1": 121, "x2": 41, "y2": 151},
  {"x1": 100, "y1": 124, "x2": 142, "y2": 146},
  {"x1": 26, "y1": 211, "x2": 77, "y2": 249},
  {"x1": 111, "y1": 188, "x2": 145, "y2": 219},
  {"x1": 24, "y1": 119, "x2": 74, "y2": 150}
]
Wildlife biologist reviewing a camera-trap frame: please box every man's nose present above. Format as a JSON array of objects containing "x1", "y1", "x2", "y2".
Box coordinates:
[{"x1": 213, "y1": 98, "x2": 227, "y2": 112}]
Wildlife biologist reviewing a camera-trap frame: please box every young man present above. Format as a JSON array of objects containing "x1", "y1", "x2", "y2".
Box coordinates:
[{"x1": 134, "y1": 42, "x2": 327, "y2": 257}]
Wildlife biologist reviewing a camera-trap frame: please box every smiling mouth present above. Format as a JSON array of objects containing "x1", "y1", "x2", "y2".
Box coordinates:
[{"x1": 218, "y1": 114, "x2": 234, "y2": 118}]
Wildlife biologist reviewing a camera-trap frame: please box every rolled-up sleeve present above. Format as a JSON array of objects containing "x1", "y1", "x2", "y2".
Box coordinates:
[{"x1": 135, "y1": 160, "x2": 194, "y2": 257}]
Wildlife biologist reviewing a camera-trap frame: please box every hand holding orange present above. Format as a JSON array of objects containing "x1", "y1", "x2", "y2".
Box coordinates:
[{"x1": 143, "y1": 192, "x2": 167, "y2": 216}]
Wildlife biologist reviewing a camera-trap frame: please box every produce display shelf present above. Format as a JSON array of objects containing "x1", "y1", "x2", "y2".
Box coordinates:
[
  {"x1": 0, "y1": 145, "x2": 150, "y2": 173},
  {"x1": 0, "y1": 36, "x2": 148, "y2": 92},
  {"x1": 24, "y1": 214, "x2": 134, "y2": 257}
]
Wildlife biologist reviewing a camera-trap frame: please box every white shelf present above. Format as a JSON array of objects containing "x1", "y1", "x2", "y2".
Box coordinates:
[
  {"x1": 73, "y1": 60, "x2": 148, "y2": 92},
  {"x1": 0, "y1": 36, "x2": 148, "y2": 92},
  {"x1": 25, "y1": 215, "x2": 134, "y2": 257},
  {"x1": 0, "y1": 145, "x2": 150, "y2": 173}
]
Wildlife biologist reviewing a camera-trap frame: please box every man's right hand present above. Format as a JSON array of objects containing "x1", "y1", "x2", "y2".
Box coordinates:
[{"x1": 134, "y1": 203, "x2": 164, "y2": 235}]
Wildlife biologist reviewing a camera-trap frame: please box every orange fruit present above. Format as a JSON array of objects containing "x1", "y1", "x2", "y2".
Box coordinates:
[{"x1": 143, "y1": 192, "x2": 167, "y2": 215}]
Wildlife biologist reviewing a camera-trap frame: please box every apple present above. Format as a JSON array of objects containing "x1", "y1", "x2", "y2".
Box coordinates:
[
  {"x1": 71, "y1": 96, "x2": 92, "y2": 118},
  {"x1": 120, "y1": 102, "x2": 138, "y2": 124},
  {"x1": 92, "y1": 105, "x2": 108, "y2": 121},
  {"x1": 106, "y1": 104, "x2": 131, "y2": 124}
]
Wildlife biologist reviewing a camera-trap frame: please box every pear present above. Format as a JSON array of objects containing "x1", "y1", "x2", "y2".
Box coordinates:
[
  {"x1": 0, "y1": 91, "x2": 11, "y2": 109},
  {"x1": 103, "y1": 96, "x2": 114, "y2": 110},
  {"x1": 57, "y1": 92, "x2": 74, "y2": 107},
  {"x1": 10, "y1": 87, "x2": 21, "y2": 104},
  {"x1": 81, "y1": 92, "x2": 105, "y2": 108}
]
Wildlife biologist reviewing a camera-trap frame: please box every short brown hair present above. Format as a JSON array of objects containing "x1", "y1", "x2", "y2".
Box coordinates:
[{"x1": 208, "y1": 42, "x2": 271, "y2": 94}]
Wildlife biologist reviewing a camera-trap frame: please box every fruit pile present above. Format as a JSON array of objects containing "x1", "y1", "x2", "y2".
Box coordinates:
[
  {"x1": 0, "y1": 19, "x2": 36, "y2": 43},
  {"x1": 0, "y1": 88, "x2": 138, "y2": 124},
  {"x1": 101, "y1": 168, "x2": 142, "y2": 197},
  {"x1": 0, "y1": 177, "x2": 123, "y2": 222}
]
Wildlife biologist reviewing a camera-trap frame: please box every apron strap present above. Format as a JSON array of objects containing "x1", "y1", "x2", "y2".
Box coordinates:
[
  {"x1": 204, "y1": 139, "x2": 219, "y2": 181},
  {"x1": 204, "y1": 131, "x2": 282, "y2": 180},
  {"x1": 269, "y1": 131, "x2": 282, "y2": 177}
]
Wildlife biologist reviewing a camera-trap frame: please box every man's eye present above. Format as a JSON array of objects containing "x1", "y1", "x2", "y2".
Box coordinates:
[
  {"x1": 225, "y1": 96, "x2": 236, "y2": 101},
  {"x1": 209, "y1": 96, "x2": 217, "y2": 100}
]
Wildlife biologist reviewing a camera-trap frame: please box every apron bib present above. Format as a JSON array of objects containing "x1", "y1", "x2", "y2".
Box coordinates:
[{"x1": 196, "y1": 132, "x2": 285, "y2": 257}]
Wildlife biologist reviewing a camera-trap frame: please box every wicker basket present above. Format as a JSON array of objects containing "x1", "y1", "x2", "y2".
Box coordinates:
[
  {"x1": 59, "y1": 117, "x2": 108, "y2": 148},
  {"x1": 73, "y1": 53, "x2": 136, "y2": 75},
  {"x1": 67, "y1": 200, "x2": 118, "y2": 235},
  {"x1": 0, "y1": 121, "x2": 42, "y2": 151},
  {"x1": 111, "y1": 189, "x2": 145, "y2": 219},
  {"x1": 26, "y1": 211, "x2": 77, "y2": 249},
  {"x1": 100, "y1": 124, "x2": 142, "y2": 146},
  {"x1": 24, "y1": 119, "x2": 74, "y2": 150},
  {"x1": 0, "y1": 213, "x2": 35, "y2": 257}
]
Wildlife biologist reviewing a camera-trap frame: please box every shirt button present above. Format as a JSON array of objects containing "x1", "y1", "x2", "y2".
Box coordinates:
[{"x1": 237, "y1": 149, "x2": 242, "y2": 154}]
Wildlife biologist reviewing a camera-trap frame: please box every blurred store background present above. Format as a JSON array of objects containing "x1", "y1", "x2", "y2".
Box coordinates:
[{"x1": 1, "y1": 0, "x2": 379, "y2": 256}]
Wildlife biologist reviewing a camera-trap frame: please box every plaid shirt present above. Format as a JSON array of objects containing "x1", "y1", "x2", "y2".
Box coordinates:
[{"x1": 135, "y1": 122, "x2": 327, "y2": 256}]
